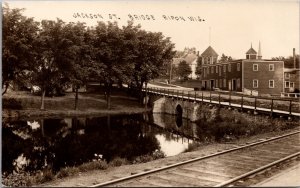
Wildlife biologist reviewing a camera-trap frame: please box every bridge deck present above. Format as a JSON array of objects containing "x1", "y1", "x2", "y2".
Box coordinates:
[{"x1": 146, "y1": 89, "x2": 300, "y2": 118}]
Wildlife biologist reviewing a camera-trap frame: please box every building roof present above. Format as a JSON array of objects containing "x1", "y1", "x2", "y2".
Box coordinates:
[
  {"x1": 284, "y1": 68, "x2": 300, "y2": 73},
  {"x1": 201, "y1": 46, "x2": 218, "y2": 57},
  {"x1": 173, "y1": 57, "x2": 185, "y2": 65},
  {"x1": 173, "y1": 53, "x2": 198, "y2": 65},
  {"x1": 246, "y1": 47, "x2": 257, "y2": 54},
  {"x1": 183, "y1": 53, "x2": 198, "y2": 65}
]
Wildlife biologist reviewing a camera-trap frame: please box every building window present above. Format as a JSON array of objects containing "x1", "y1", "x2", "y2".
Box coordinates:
[
  {"x1": 253, "y1": 64, "x2": 258, "y2": 71},
  {"x1": 211, "y1": 66, "x2": 214, "y2": 74},
  {"x1": 223, "y1": 79, "x2": 226, "y2": 87},
  {"x1": 284, "y1": 73, "x2": 290, "y2": 79},
  {"x1": 228, "y1": 64, "x2": 231, "y2": 72},
  {"x1": 269, "y1": 80, "x2": 274, "y2": 88},
  {"x1": 253, "y1": 79, "x2": 258, "y2": 88},
  {"x1": 216, "y1": 66, "x2": 218, "y2": 73},
  {"x1": 219, "y1": 67, "x2": 222, "y2": 76},
  {"x1": 213, "y1": 57, "x2": 217, "y2": 64},
  {"x1": 269, "y1": 64, "x2": 274, "y2": 71},
  {"x1": 290, "y1": 82, "x2": 294, "y2": 88},
  {"x1": 216, "y1": 80, "x2": 218, "y2": 88},
  {"x1": 237, "y1": 78, "x2": 240, "y2": 88},
  {"x1": 237, "y1": 63, "x2": 240, "y2": 71},
  {"x1": 285, "y1": 81, "x2": 290, "y2": 88},
  {"x1": 223, "y1": 65, "x2": 226, "y2": 72},
  {"x1": 219, "y1": 79, "x2": 222, "y2": 88}
]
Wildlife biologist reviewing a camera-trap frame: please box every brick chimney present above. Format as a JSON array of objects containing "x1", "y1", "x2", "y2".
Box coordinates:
[{"x1": 293, "y1": 48, "x2": 296, "y2": 69}]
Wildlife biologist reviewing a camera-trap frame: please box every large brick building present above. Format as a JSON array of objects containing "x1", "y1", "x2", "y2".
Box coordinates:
[{"x1": 201, "y1": 43, "x2": 284, "y2": 96}]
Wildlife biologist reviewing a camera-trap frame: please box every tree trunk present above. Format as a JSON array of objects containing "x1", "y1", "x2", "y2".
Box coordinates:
[
  {"x1": 74, "y1": 87, "x2": 79, "y2": 110},
  {"x1": 144, "y1": 83, "x2": 148, "y2": 109},
  {"x1": 2, "y1": 82, "x2": 9, "y2": 95},
  {"x1": 40, "y1": 89, "x2": 46, "y2": 110},
  {"x1": 106, "y1": 83, "x2": 112, "y2": 110},
  {"x1": 139, "y1": 81, "x2": 144, "y2": 104}
]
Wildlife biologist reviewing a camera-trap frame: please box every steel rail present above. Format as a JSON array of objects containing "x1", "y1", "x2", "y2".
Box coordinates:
[
  {"x1": 214, "y1": 151, "x2": 300, "y2": 187},
  {"x1": 90, "y1": 130, "x2": 300, "y2": 187}
]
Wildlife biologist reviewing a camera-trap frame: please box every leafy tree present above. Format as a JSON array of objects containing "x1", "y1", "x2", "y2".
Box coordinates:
[
  {"x1": 195, "y1": 56, "x2": 202, "y2": 79},
  {"x1": 219, "y1": 53, "x2": 232, "y2": 63},
  {"x1": 177, "y1": 60, "x2": 192, "y2": 80},
  {"x1": 272, "y1": 55, "x2": 300, "y2": 68},
  {"x1": 63, "y1": 22, "x2": 94, "y2": 110},
  {"x1": 31, "y1": 19, "x2": 74, "y2": 109},
  {"x1": 92, "y1": 21, "x2": 135, "y2": 109},
  {"x1": 130, "y1": 29, "x2": 175, "y2": 97},
  {"x1": 2, "y1": 4, "x2": 39, "y2": 95}
]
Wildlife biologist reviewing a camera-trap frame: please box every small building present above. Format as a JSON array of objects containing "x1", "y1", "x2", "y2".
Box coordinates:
[
  {"x1": 201, "y1": 43, "x2": 284, "y2": 96},
  {"x1": 283, "y1": 68, "x2": 300, "y2": 93},
  {"x1": 172, "y1": 52, "x2": 198, "y2": 79}
]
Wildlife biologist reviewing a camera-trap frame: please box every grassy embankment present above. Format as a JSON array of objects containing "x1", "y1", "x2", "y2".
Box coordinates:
[{"x1": 2, "y1": 89, "x2": 151, "y2": 119}]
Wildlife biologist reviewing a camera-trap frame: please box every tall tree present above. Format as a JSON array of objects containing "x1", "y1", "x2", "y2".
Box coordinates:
[
  {"x1": 131, "y1": 29, "x2": 175, "y2": 98},
  {"x1": 2, "y1": 4, "x2": 39, "y2": 95},
  {"x1": 92, "y1": 21, "x2": 134, "y2": 109},
  {"x1": 63, "y1": 22, "x2": 94, "y2": 110},
  {"x1": 31, "y1": 19, "x2": 74, "y2": 109},
  {"x1": 177, "y1": 60, "x2": 192, "y2": 80}
]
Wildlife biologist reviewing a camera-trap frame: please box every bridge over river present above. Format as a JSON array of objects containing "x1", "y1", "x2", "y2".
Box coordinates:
[{"x1": 142, "y1": 86, "x2": 300, "y2": 119}]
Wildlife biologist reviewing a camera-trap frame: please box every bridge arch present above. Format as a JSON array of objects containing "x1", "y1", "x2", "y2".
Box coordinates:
[
  {"x1": 175, "y1": 104, "x2": 183, "y2": 127},
  {"x1": 175, "y1": 104, "x2": 183, "y2": 117}
]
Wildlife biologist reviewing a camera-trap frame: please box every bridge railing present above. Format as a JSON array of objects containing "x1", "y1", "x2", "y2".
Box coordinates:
[{"x1": 144, "y1": 86, "x2": 300, "y2": 116}]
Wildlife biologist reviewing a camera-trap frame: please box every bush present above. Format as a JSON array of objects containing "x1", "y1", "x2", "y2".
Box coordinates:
[
  {"x1": 78, "y1": 160, "x2": 108, "y2": 172},
  {"x1": 152, "y1": 150, "x2": 166, "y2": 159},
  {"x1": 56, "y1": 167, "x2": 70, "y2": 178},
  {"x1": 39, "y1": 169, "x2": 55, "y2": 183},
  {"x1": 109, "y1": 157, "x2": 128, "y2": 167},
  {"x1": 2, "y1": 98, "x2": 22, "y2": 109},
  {"x1": 132, "y1": 155, "x2": 153, "y2": 164}
]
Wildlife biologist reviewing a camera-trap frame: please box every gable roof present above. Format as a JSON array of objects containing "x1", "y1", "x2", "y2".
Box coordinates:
[
  {"x1": 201, "y1": 46, "x2": 218, "y2": 57},
  {"x1": 246, "y1": 47, "x2": 257, "y2": 54},
  {"x1": 183, "y1": 53, "x2": 198, "y2": 65},
  {"x1": 173, "y1": 53, "x2": 198, "y2": 65},
  {"x1": 172, "y1": 57, "x2": 185, "y2": 65}
]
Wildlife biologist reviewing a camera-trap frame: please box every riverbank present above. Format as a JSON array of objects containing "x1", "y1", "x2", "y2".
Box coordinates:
[
  {"x1": 2, "y1": 91, "x2": 151, "y2": 120},
  {"x1": 39, "y1": 126, "x2": 300, "y2": 187}
]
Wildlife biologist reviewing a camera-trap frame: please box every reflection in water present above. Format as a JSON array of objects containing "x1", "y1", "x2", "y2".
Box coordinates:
[
  {"x1": 175, "y1": 105, "x2": 183, "y2": 127},
  {"x1": 2, "y1": 113, "x2": 199, "y2": 175},
  {"x1": 155, "y1": 134, "x2": 189, "y2": 156}
]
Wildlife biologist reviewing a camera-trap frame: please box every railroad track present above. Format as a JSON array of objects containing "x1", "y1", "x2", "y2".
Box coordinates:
[{"x1": 91, "y1": 131, "x2": 300, "y2": 187}]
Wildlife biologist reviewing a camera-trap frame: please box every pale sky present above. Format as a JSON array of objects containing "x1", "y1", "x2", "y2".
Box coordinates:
[{"x1": 4, "y1": 0, "x2": 300, "y2": 59}]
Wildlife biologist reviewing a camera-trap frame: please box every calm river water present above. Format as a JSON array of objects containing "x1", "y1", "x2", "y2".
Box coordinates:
[{"x1": 2, "y1": 113, "x2": 212, "y2": 174}]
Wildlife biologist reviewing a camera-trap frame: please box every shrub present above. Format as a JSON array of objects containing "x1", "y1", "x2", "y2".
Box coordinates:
[
  {"x1": 56, "y1": 167, "x2": 69, "y2": 178},
  {"x1": 78, "y1": 160, "x2": 108, "y2": 172},
  {"x1": 152, "y1": 150, "x2": 166, "y2": 159},
  {"x1": 109, "y1": 157, "x2": 128, "y2": 167},
  {"x1": 39, "y1": 169, "x2": 55, "y2": 183}
]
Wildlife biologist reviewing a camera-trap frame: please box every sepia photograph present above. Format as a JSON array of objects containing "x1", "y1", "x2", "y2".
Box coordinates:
[{"x1": 1, "y1": 0, "x2": 300, "y2": 187}]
